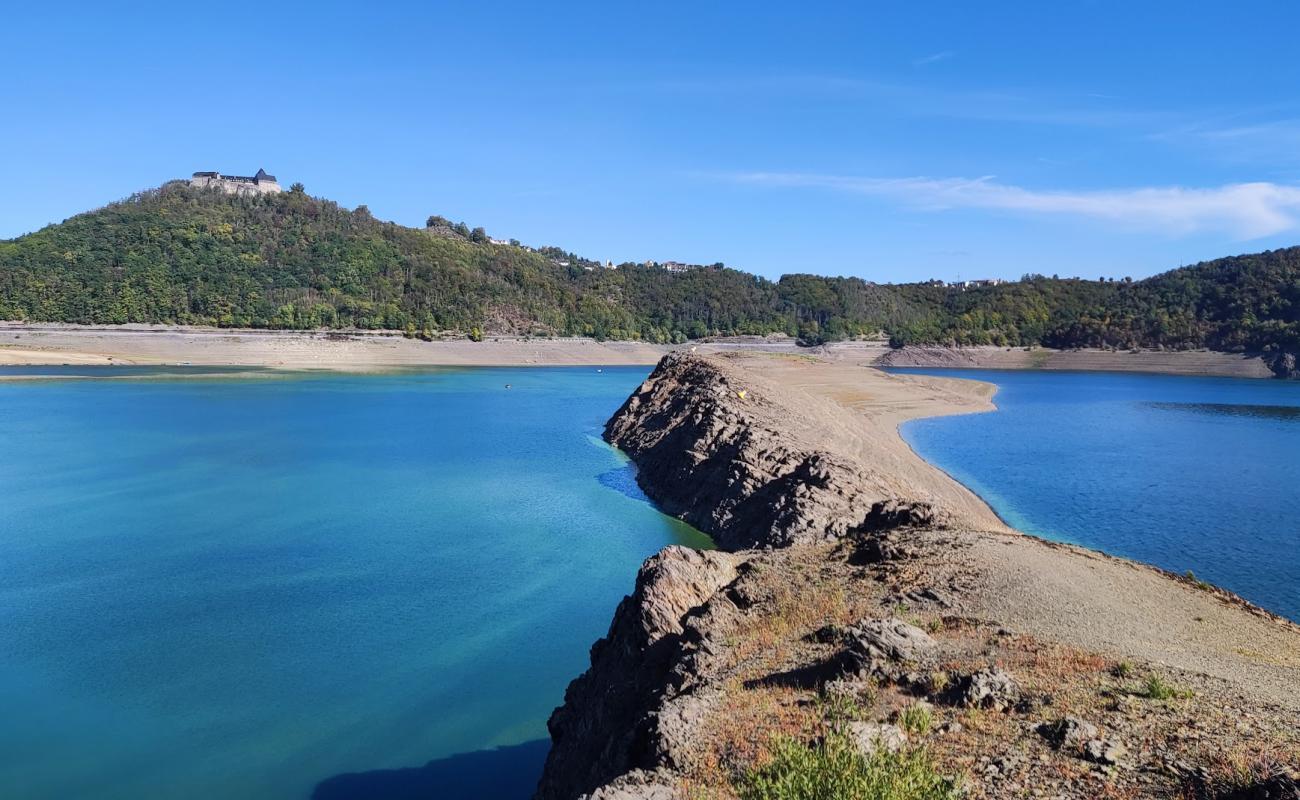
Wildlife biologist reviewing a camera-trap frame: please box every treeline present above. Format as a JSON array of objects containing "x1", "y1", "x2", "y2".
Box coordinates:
[
  {"x1": 0, "y1": 183, "x2": 1296, "y2": 360},
  {"x1": 0, "y1": 183, "x2": 919, "y2": 342}
]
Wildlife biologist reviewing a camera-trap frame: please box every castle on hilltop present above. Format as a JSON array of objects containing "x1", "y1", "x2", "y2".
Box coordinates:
[{"x1": 190, "y1": 168, "x2": 282, "y2": 195}]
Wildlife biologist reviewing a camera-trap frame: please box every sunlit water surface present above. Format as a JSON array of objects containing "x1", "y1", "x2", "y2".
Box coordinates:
[
  {"x1": 890, "y1": 368, "x2": 1300, "y2": 621},
  {"x1": 0, "y1": 366, "x2": 706, "y2": 800}
]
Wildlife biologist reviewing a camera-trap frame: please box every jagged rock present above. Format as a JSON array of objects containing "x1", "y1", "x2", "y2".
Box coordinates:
[
  {"x1": 848, "y1": 535, "x2": 900, "y2": 565},
  {"x1": 537, "y1": 546, "x2": 740, "y2": 800},
  {"x1": 843, "y1": 618, "x2": 937, "y2": 679},
  {"x1": 1267, "y1": 351, "x2": 1299, "y2": 379},
  {"x1": 602, "y1": 354, "x2": 943, "y2": 549},
  {"x1": 959, "y1": 668, "x2": 1021, "y2": 710},
  {"x1": 807, "y1": 623, "x2": 853, "y2": 645},
  {"x1": 1082, "y1": 738, "x2": 1126, "y2": 766},
  {"x1": 581, "y1": 771, "x2": 680, "y2": 800},
  {"x1": 848, "y1": 722, "x2": 908, "y2": 756},
  {"x1": 1038, "y1": 716, "x2": 1099, "y2": 750},
  {"x1": 583, "y1": 787, "x2": 677, "y2": 800},
  {"x1": 633, "y1": 548, "x2": 741, "y2": 644}
]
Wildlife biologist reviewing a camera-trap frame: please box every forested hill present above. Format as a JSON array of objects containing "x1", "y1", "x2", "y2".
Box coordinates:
[{"x1": 0, "y1": 182, "x2": 1297, "y2": 372}]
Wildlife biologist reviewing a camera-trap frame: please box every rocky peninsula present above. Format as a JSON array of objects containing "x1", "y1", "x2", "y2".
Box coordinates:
[{"x1": 537, "y1": 352, "x2": 1300, "y2": 799}]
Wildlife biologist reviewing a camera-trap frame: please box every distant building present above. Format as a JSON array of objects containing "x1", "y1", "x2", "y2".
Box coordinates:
[
  {"x1": 488, "y1": 237, "x2": 511, "y2": 245},
  {"x1": 190, "y1": 168, "x2": 283, "y2": 195},
  {"x1": 958, "y1": 278, "x2": 1005, "y2": 289},
  {"x1": 665, "y1": 264, "x2": 707, "y2": 277}
]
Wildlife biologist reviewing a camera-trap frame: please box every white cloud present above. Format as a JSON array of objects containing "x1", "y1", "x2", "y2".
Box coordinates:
[
  {"x1": 913, "y1": 51, "x2": 954, "y2": 66},
  {"x1": 729, "y1": 172, "x2": 1300, "y2": 238}
]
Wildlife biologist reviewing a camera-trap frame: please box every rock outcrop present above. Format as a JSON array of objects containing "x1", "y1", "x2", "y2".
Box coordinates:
[
  {"x1": 537, "y1": 546, "x2": 742, "y2": 800},
  {"x1": 603, "y1": 352, "x2": 938, "y2": 550},
  {"x1": 537, "y1": 353, "x2": 1300, "y2": 800}
]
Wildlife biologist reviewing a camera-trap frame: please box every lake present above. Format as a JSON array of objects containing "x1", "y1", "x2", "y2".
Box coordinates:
[
  {"x1": 0, "y1": 366, "x2": 706, "y2": 800},
  {"x1": 891, "y1": 368, "x2": 1300, "y2": 622}
]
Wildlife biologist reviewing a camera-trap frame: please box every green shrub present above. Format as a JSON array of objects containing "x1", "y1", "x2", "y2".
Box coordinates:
[
  {"x1": 740, "y1": 730, "x2": 958, "y2": 800},
  {"x1": 1137, "y1": 672, "x2": 1191, "y2": 700},
  {"x1": 897, "y1": 703, "x2": 933, "y2": 737},
  {"x1": 816, "y1": 689, "x2": 870, "y2": 724}
]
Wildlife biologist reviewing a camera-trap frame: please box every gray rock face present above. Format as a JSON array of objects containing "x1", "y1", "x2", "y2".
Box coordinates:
[
  {"x1": 1083, "y1": 738, "x2": 1126, "y2": 766},
  {"x1": 848, "y1": 722, "x2": 908, "y2": 756},
  {"x1": 602, "y1": 354, "x2": 936, "y2": 550},
  {"x1": 1268, "y1": 351, "x2": 1299, "y2": 379},
  {"x1": 843, "y1": 618, "x2": 937, "y2": 679},
  {"x1": 1039, "y1": 716, "x2": 1099, "y2": 750},
  {"x1": 536, "y1": 546, "x2": 740, "y2": 800},
  {"x1": 581, "y1": 771, "x2": 681, "y2": 800},
  {"x1": 959, "y1": 667, "x2": 1021, "y2": 710}
]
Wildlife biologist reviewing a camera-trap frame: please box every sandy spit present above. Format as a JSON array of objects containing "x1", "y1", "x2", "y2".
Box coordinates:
[{"x1": 703, "y1": 351, "x2": 1300, "y2": 710}]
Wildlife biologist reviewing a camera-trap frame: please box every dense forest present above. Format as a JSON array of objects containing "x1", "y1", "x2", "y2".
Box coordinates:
[{"x1": 1, "y1": 183, "x2": 1297, "y2": 370}]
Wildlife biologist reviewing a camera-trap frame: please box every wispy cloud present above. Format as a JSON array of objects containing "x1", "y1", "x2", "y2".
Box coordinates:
[
  {"x1": 631, "y1": 74, "x2": 1167, "y2": 129},
  {"x1": 1151, "y1": 116, "x2": 1300, "y2": 167},
  {"x1": 729, "y1": 172, "x2": 1300, "y2": 238},
  {"x1": 913, "y1": 51, "x2": 954, "y2": 67}
]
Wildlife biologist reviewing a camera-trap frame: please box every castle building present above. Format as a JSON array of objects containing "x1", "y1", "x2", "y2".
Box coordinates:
[{"x1": 190, "y1": 168, "x2": 283, "y2": 195}]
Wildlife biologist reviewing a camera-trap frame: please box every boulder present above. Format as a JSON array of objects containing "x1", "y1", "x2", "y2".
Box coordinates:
[
  {"x1": 844, "y1": 618, "x2": 937, "y2": 678},
  {"x1": 848, "y1": 722, "x2": 908, "y2": 756},
  {"x1": 1083, "y1": 738, "x2": 1126, "y2": 766},
  {"x1": 1038, "y1": 716, "x2": 1099, "y2": 751},
  {"x1": 959, "y1": 668, "x2": 1020, "y2": 710}
]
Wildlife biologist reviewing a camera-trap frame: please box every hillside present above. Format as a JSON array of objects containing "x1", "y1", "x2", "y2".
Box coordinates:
[
  {"x1": 1, "y1": 183, "x2": 1297, "y2": 372},
  {"x1": 0, "y1": 183, "x2": 913, "y2": 343}
]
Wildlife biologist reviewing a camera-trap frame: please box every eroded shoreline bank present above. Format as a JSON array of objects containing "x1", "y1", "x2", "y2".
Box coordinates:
[
  {"x1": 0, "y1": 324, "x2": 1288, "y2": 378},
  {"x1": 537, "y1": 352, "x2": 1300, "y2": 800}
]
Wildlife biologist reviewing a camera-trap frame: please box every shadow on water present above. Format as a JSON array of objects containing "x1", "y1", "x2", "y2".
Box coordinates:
[
  {"x1": 596, "y1": 462, "x2": 654, "y2": 506},
  {"x1": 1146, "y1": 401, "x2": 1300, "y2": 421},
  {"x1": 310, "y1": 739, "x2": 550, "y2": 800}
]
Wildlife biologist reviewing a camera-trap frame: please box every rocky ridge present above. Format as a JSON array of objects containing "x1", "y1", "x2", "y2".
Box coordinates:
[
  {"x1": 537, "y1": 353, "x2": 1300, "y2": 800},
  {"x1": 601, "y1": 353, "x2": 943, "y2": 550}
]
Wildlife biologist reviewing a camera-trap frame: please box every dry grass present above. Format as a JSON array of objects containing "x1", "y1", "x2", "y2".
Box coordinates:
[{"x1": 666, "y1": 546, "x2": 1299, "y2": 800}]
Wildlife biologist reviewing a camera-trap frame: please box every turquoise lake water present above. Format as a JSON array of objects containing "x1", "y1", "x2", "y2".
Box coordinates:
[
  {"x1": 891, "y1": 369, "x2": 1300, "y2": 622},
  {"x1": 0, "y1": 366, "x2": 708, "y2": 800}
]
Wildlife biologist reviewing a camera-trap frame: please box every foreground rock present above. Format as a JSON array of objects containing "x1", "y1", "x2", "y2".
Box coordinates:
[{"x1": 537, "y1": 353, "x2": 1300, "y2": 799}]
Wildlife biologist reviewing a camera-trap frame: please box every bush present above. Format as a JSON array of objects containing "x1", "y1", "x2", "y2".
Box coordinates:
[
  {"x1": 741, "y1": 730, "x2": 957, "y2": 800},
  {"x1": 897, "y1": 703, "x2": 933, "y2": 737},
  {"x1": 1137, "y1": 672, "x2": 1191, "y2": 700}
]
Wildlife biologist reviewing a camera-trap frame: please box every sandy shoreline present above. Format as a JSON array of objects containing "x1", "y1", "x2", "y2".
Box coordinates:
[
  {"x1": 0, "y1": 324, "x2": 679, "y2": 369},
  {"x1": 1, "y1": 324, "x2": 1285, "y2": 380},
  {"x1": 661, "y1": 352, "x2": 1300, "y2": 702},
  {"x1": 878, "y1": 342, "x2": 1276, "y2": 378}
]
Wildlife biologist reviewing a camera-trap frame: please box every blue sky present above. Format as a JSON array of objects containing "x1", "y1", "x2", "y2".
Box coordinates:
[{"x1": 4, "y1": 1, "x2": 1300, "y2": 282}]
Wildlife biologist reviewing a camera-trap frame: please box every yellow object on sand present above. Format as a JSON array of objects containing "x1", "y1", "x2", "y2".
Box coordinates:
[{"x1": 737, "y1": 390, "x2": 747, "y2": 399}]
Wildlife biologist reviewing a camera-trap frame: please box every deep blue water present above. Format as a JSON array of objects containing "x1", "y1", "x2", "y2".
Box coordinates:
[
  {"x1": 0, "y1": 366, "x2": 706, "y2": 800},
  {"x1": 890, "y1": 369, "x2": 1300, "y2": 621}
]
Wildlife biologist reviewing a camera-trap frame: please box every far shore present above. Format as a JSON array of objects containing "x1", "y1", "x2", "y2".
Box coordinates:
[{"x1": 0, "y1": 322, "x2": 1281, "y2": 378}]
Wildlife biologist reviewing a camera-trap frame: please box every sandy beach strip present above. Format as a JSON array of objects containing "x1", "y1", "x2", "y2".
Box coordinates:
[
  {"x1": 0, "y1": 323, "x2": 1282, "y2": 377},
  {"x1": 0, "y1": 325, "x2": 680, "y2": 369}
]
